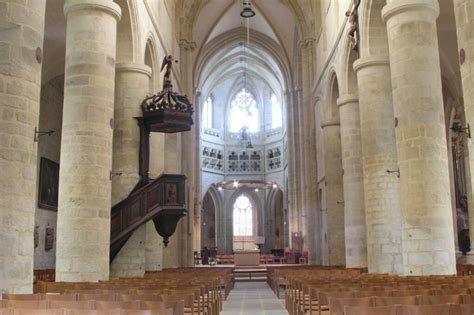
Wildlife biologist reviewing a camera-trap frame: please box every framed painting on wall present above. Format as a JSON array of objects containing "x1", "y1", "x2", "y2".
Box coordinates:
[{"x1": 38, "y1": 157, "x2": 59, "y2": 211}]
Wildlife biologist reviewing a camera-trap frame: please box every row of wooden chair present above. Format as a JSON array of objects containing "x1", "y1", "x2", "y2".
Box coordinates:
[
  {"x1": 329, "y1": 294, "x2": 474, "y2": 315},
  {"x1": 0, "y1": 300, "x2": 181, "y2": 314},
  {"x1": 7, "y1": 268, "x2": 234, "y2": 315},
  {"x1": 344, "y1": 304, "x2": 474, "y2": 315},
  {"x1": 33, "y1": 270, "x2": 55, "y2": 284},
  {"x1": 0, "y1": 309, "x2": 172, "y2": 315},
  {"x1": 275, "y1": 267, "x2": 474, "y2": 315}
]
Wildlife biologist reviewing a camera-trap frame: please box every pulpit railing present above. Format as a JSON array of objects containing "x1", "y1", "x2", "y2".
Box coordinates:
[{"x1": 110, "y1": 174, "x2": 186, "y2": 262}]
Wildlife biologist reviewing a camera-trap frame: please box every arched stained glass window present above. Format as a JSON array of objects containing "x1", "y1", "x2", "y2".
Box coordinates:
[
  {"x1": 229, "y1": 88, "x2": 259, "y2": 133},
  {"x1": 233, "y1": 195, "x2": 253, "y2": 236},
  {"x1": 202, "y1": 97, "x2": 213, "y2": 128},
  {"x1": 271, "y1": 93, "x2": 282, "y2": 128}
]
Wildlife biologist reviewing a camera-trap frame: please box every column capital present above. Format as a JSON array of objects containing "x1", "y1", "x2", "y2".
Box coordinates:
[
  {"x1": 116, "y1": 63, "x2": 152, "y2": 77},
  {"x1": 353, "y1": 55, "x2": 390, "y2": 72},
  {"x1": 64, "y1": 0, "x2": 121, "y2": 21},
  {"x1": 321, "y1": 119, "x2": 340, "y2": 129},
  {"x1": 179, "y1": 39, "x2": 197, "y2": 51},
  {"x1": 337, "y1": 94, "x2": 359, "y2": 108},
  {"x1": 299, "y1": 37, "x2": 316, "y2": 49},
  {"x1": 382, "y1": 0, "x2": 439, "y2": 23}
]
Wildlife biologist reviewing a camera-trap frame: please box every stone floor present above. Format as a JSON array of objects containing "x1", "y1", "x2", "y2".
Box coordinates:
[{"x1": 221, "y1": 282, "x2": 288, "y2": 315}]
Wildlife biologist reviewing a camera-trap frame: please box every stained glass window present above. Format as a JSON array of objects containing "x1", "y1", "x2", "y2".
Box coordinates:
[
  {"x1": 229, "y1": 88, "x2": 259, "y2": 132},
  {"x1": 233, "y1": 195, "x2": 253, "y2": 236},
  {"x1": 271, "y1": 93, "x2": 282, "y2": 128},
  {"x1": 202, "y1": 97, "x2": 213, "y2": 128}
]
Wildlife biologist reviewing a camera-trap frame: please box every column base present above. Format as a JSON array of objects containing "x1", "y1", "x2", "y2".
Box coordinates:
[{"x1": 459, "y1": 253, "x2": 474, "y2": 264}]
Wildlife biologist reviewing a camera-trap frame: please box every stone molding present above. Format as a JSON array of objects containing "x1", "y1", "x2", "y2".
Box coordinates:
[
  {"x1": 337, "y1": 94, "x2": 359, "y2": 108},
  {"x1": 353, "y1": 56, "x2": 390, "y2": 72},
  {"x1": 321, "y1": 120, "x2": 341, "y2": 128},
  {"x1": 116, "y1": 63, "x2": 152, "y2": 77},
  {"x1": 179, "y1": 39, "x2": 197, "y2": 51},
  {"x1": 382, "y1": 0, "x2": 439, "y2": 23},
  {"x1": 64, "y1": 0, "x2": 122, "y2": 21}
]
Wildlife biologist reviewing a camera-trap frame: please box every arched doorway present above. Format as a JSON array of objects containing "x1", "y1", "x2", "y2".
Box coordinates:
[{"x1": 201, "y1": 191, "x2": 217, "y2": 250}]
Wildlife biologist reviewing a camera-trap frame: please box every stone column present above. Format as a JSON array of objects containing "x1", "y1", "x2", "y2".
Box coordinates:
[
  {"x1": 321, "y1": 121, "x2": 345, "y2": 265},
  {"x1": 0, "y1": 0, "x2": 46, "y2": 293},
  {"x1": 453, "y1": 0, "x2": 474, "y2": 260},
  {"x1": 285, "y1": 90, "x2": 298, "y2": 247},
  {"x1": 300, "y1": 38, "x2": 319, "y2": 264},
  {"x1": 286, "y1": 90, "x2": 296, "y2": 237},
  {"x1": 353, "y1": 56, "x2": 402, "y2": 274},
  {"x1": 109, "y1": 63, "x2": 151, "y2": 277},
  {"x1": 383, "y1": 0, "x2": 456, "y2": 275},
  {"x1": 337, "y1": 95, "x2": 367, "y2": 268},
  {"x1": 56, "y1": 0, "x2": 121, "y2": 282},
  {"x1": 179, "y1": 39, "x2": 197, "y2": 267},
  {"x1": 111, "y1": 63, "x2": 151, "y2": 204}
]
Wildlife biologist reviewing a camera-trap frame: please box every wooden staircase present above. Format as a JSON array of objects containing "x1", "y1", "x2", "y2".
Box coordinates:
[{"x1": 109, "y1": 174, "x2": 186, "y2": 262}]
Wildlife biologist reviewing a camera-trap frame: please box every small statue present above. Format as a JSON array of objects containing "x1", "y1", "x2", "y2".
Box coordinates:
[
  {"x1": 345, "y1": 0, "x2": 361, "y2": 52},
  {"x1": 160, "y1": 55, "x2": 178, "y2": 87}
]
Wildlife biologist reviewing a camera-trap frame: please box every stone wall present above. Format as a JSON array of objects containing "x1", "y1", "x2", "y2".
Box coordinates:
[{"x1": 34, "y1": 75, "x2": 64, "y2": 270}]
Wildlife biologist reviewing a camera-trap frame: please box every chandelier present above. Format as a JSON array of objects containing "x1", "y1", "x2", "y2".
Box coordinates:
[
  {"x1": 216, "y1": 180, "x2": 278, "y2": 192},
  {"x1": 238, "y1": 1, "x2": 255, "y2": 149},
  {"x1": 240, "y1": 1, "x2": 256, "y2": 18}
]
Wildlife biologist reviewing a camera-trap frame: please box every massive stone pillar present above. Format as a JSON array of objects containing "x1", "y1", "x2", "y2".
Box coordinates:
[
  {"x1": 56, "y1": 0, "x2": 121, "y2": 282},
  {"x1": 383, "y1": 0, "x2": 456, "y2": 275},
  {"x1": 354, "y1": 56, "x2": 402, "y2": 274},
  {"x1": 453, "y1": 0, "x2": 474, "y2": 260},
  {"x1": 321, "y1": 121, "x2": 345, "y2": 265},
  {"x1": 179, "y1": 39, "x2": 196, "y2": 267},
  {"x1": 109, "y1": 63, "x2": 151, "y2": 277},
  {"x1": 337, "y1": 95, "x2": 367, "y2": 268},
  {"x1": 300, "y1": 38, "x2": 319, "y2": 264},
  {"x1": 0, "y1": 0, "x2": 46, "y2": 293},
  {"x1": 111, "y1": 63, "x2": 151, "y2": 204},
  {"x1": 286, "y1": 90, "x2": 300, "y2": 243}
]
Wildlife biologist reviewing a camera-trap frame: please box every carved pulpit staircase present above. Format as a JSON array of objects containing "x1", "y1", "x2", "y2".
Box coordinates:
[{"x1": 110, "y1": 56, "x2": 193, "y2": 262}]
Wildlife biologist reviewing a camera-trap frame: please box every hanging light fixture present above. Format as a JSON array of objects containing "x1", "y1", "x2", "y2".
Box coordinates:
[
  {"x1": 216, "y1": 180, "x2": 278, "y2": 191},
  {"x1": 240, "y1": 1, "x2": 256, "y2": 18},
  {"x1": 238, "y1": 0, "x2": 254, "y2": 149}
]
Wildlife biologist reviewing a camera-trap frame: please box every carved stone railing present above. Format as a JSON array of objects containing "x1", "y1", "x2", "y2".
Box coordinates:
[{"x1": 110, "y1": 174, "x2": 186, "y2": 262}]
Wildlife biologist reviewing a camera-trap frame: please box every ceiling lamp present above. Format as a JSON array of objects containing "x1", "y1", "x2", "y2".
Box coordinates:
[{"x1": 240, "y1": 1, "x2": 256, "y2": 18}]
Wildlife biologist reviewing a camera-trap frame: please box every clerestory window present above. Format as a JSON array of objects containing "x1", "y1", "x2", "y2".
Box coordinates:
[
  {"x1": 271, "y1": 93, "x2": 282, "y2": 128},
  {"x1": 202, "y1": 96, "x2": 213, "y2": 128},
  {"x1": 229, "y1": 88, "x2": 259, "y2": 133}
]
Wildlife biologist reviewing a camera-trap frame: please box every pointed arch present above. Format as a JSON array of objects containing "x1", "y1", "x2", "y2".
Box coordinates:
[
  {"x1": 324, "y1": 69, "x2": 341, "y2": 122},
  {"x1": 358, "y1": 0, "x2": 390, "y2": 58},
  {"x1": 115, "y1": 0, "x2": 139, "y2": 63},
  {"x1": 143, "y1": 33, "x2": 160, "y2": 93},
  {"x1": 339, "y1": 30, "x2": 360, "y2": 96}
]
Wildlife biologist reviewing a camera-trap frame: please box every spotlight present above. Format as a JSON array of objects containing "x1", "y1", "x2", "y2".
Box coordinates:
[{"x1": 233, "y1": 180, "x2": 239, "y2": 188}]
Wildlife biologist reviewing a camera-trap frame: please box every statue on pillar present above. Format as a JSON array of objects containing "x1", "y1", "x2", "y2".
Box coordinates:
[{"x1": 346, "y1": 0, "x2": 361, "y2": 52}]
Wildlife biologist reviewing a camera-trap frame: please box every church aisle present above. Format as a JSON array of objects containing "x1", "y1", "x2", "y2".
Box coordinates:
[{"x1": 221, "y1": 282, "x2": 288, "y2": 315}]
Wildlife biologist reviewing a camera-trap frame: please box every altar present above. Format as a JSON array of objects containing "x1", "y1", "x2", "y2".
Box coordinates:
[{"x1": 234, "y1": 249, "x2": 260, "y2": 266}]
